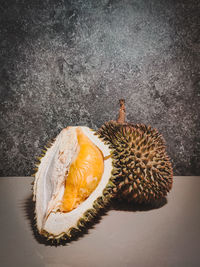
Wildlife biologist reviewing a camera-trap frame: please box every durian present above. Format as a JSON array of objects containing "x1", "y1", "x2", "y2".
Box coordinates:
[
  {"x1": 33, "y1": 100, "x2": 173, "y2": 241},
  {"x1": 33, "y1": 126, "x2": 115, "y2": 240},
  {"x1": 97, "y1": 99, "x2": 173, "y2": 203}
]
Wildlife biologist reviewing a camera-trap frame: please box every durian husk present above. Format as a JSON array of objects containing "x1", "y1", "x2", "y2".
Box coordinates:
[{"x1": 96, "y1": 100, "x2": 173, "y2": 203}]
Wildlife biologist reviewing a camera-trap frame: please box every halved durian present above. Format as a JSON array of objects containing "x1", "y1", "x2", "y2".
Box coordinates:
[{"x1": 33, "y1": 126, "x2": 114, "y2": 240}]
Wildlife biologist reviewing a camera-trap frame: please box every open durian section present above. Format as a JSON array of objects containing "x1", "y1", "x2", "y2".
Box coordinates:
[
  {"x1": 60, "y1": 127, "x2": 104, "y2": 212},
  {"x1": 33, "y1": 126, "x2": 112, "y2": 238}
]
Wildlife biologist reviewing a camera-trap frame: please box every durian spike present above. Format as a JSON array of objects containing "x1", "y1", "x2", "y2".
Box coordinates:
[{"x1": 117, "y1": 99, "x2": 126, "y2": 124}]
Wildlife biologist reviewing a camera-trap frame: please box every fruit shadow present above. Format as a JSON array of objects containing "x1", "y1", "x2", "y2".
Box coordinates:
[
  {"x1": 24, "y1": 195, "x2": 167, "y2": 246},
  {"x1": 111, "y1": 197, "x2": 167, "y2": 212},
  {"x1": 24, "y1": 194, "x2": 110, "y2": 246}
]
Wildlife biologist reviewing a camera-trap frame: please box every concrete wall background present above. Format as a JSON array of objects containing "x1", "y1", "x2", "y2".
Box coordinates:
[{"x1": 0, "y1": 0, "x2": 199, "y2": 176}]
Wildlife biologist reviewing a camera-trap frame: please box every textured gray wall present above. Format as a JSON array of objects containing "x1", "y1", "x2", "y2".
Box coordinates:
[{"x1": 0, "y1": 0, "x2": 199, "y2": 176}]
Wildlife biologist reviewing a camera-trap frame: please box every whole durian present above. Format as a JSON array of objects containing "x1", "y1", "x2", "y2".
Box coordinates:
[{"x1": 97, "y1": 99, "x2": 173, "y2": 203}]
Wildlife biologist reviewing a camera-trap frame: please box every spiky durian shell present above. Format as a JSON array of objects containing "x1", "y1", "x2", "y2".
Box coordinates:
[
  {"x1": 97, "y1": 121, "x2": 173, "y2": 203},
  {"x1": 41, "y1": 185, "x2": 114, "y2": 242}
]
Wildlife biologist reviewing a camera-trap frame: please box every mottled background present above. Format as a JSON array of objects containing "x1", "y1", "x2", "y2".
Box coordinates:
[{"x1": 0, "y1": 0, "x2": 199, "y2": 176}]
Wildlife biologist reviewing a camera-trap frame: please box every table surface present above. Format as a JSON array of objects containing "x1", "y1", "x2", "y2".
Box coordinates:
[{"x1": 0, "y1": 176, "x2": 200, "y2": 267}]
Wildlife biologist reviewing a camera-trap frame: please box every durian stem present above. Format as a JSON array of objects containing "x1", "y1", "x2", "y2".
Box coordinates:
[{"x1": 117, "y1": 99, "x2": 126, "y2": 124}]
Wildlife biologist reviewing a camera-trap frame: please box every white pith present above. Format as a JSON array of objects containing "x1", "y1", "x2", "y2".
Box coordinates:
[{"x1": 33, "y1": 126, "x2": 112, "y2": 238}]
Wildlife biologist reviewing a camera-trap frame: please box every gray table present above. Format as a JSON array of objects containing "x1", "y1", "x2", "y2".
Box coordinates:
[{"x1": 0, "y1": 176, "x2": 199, "y2": 267}]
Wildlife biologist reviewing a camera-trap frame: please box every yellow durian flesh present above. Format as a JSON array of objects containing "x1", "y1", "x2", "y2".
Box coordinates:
[{"x1": 60, "y1": 128, "x2": 104, "y2": 212}]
